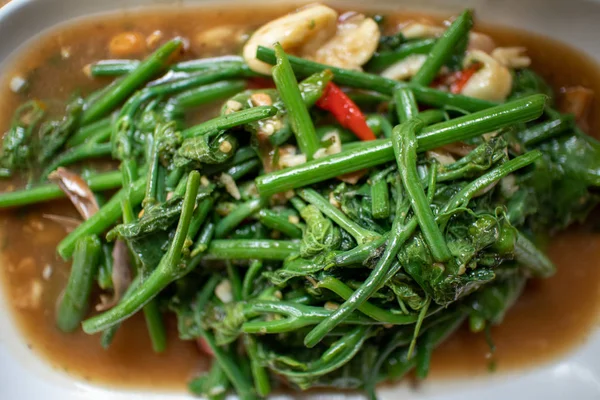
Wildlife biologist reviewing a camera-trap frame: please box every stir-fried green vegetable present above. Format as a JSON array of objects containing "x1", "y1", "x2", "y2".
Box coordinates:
[{"x1": 2, "y1": 7, "x2": 600, "y2": 400}]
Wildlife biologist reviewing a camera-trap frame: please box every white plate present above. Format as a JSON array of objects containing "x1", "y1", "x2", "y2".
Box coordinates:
[{"x1": 1, "y1": 0, "x2": 600, "y2": 399}]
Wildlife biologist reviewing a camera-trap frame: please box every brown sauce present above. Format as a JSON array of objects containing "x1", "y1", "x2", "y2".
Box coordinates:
[
  {"x1": 1, "y1": 4, "x2": 599, "y2": 391},
  {"x1": 429, "y1": 232, "x2": 600, "y2": 378}
]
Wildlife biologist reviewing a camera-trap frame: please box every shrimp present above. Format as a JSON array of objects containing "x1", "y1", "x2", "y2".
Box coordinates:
[
  {"x1": 491, "y1": 47, "x2": 531, "y2": 69},
  {"x1": 400, "y1": 20, "x2": 445, "y2": 39},
  {"x1": 468, "y1": 32, "x2": 496, "y2": 53},
  {"x1": 380, "y1": 54, "x2": 428, "y2": 81},
  {"x1": 196, "y1": 25, "x2": 248, "y2": 53},
  {"x1": 109, "y1": 32, "x2": 146, "y2": 57},
  {"x1": 460, "y1": 50, "x2": 513, "y2": 102},
  {"x1": 243, "y1": 4, "x2": 338, "y2": 75},
  {"x1": 243, "y1": 4, "x2": 379, "y2": 74},
  {"x1": 400, "y1": 21, "x2": 496, "y2": 53},
  {"x1": 310, "y1": 13, "x2": 380, "y2": 70}
]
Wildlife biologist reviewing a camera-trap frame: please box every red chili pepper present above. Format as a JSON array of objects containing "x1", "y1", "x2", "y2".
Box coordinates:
[
  {"x1": 316, "y1": 82, "x2": 376, "y2": 141},
  {"x1": 449, "y1": 64, "x2": 480, "y2": 94},
  {"x1": 430, "y1": 63, "x2": 481, "y2": 94}
]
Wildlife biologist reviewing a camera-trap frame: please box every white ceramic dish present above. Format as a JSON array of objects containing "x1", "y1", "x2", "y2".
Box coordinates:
[{"x1": 1, "y1": 0, "x2": 600, "y2": 399}]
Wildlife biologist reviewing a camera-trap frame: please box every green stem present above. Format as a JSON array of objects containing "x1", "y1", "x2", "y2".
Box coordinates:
[
  {"x1": 144, "y1": 135, "x2": 162, "y2": 208},
  {"x1": 189, "y1": 362, "x2": 228, "y2": 400},
  {"x1": 215, "y1": 198, "x2": 266, "y2": 238},
  {"x1": 182, "y1": 106, "x2": 278, "y2": 138},
  {"x1": 256, "y1": 45, "x2": 496, "y2": 111},
  {"x1": 256, "y1": 94, "x2": 546, "y2": 197},
  {"x1": 367, "y1": 114, "x2": 394, "y2": 138},
  {"x1": 82, "y1": 39, "x2": 183, "y2": 124},
  {"x1": 166, "y1": 167, "x2": 184, "y2": 190},
  {"x1": 89, "y1": 59, "x2": 140, "y2": 76},
  {"x1": 187, "y1": 197, "x2": 214, "y2": 244},
  {"x1": 407, "y1": 297, "x2": 431, "y2": 358},
  {"x1": 410, "y1": 84, "x2": 495, "y2": 111},
  {"x1": 204, "y1": 240, "x2": 299, "y2": 260},
  {"x1": 57, "y1": 177, "x2": 145, "y2": 259},
  {"x1": 117, "y1": 67, "x2": 246, "y2": 129},
  {"x1": 241, "y1": 300, "x2": 376, "y2": 333},
  {"x1": 97, "y1": 243, "x2": 114, "y2": 291},
  {"x1": 172, "y1": 55, "x2": 249, "y2": 73},
  {"x1": 371, "y1": 178, "x2": 390, "y2": 219},
  {"x1": 245, "y1": 335, "x2": 271, "y2": 397},
  {"x1": 119, "y1": 158, "x2": 167, "y2": 353},
  {"x1": 333, "y1": 234, "x2": 389, "y2": 266},
  {"x1": 82, "y1": 172, "x2": 200, "y2": 333},
  {"x1": 242, "y1": 260, "x2": 264, "y2": 300},
  {"x1": 0, "y1": 170, "x2": 122, "y2": 208},
  {"x1": 387, "y1": 314, "x2": 466, "y2": 380},
  {"x1": 227, "y1": 262, "x2": 244, "y2": 301},
  {"x1": 274, "y1": 326, "x2": 370, "y2": 381},
  {"x1": 298, "y1": 188, "x2": 379, "y2": 244},
  {"x1": 198, "y1": 329, "x2": 258, "y2": 400},
  {"x1": 307, "y1": 189, "x2": 411, "y2": 350},
  {"x1": 393, "y1": 119, "x2": 450, "y2": 262},
  {"x1": 258, "y1": 210, "x2": 303, "y2": 238},
  {"x1": 366, "y1": 39, "x2": 437, "y2": 72},
  {"x1": 394, "y1": 87, "x2": 418, "y2": 123},
  {"x1": 514, "y1": 231, "x2": 556, "y2": 278},
  {"x1": 521, "y1": 114, "x2": 574, "y2": 146},
  {"x1": 316, "y1": 277, "x2": 421, "y2": 325},
  {"x1": 304, "y1": 201, "x2": 421, "y2": 347},
  {"x1": 226, "y1": 159, "x2": 261, "y2": 181},
  {"x1": 142, "y1": 299, "x2": 167, "y2": 353},
  {"x1": 418, "y1": 109, "x2": 448, "y2": 126},
  {"x1": 67, "y1": 116, "x2": 112, "y2": 147},
  {"x1": 411, "y1": 10, "x2": 472, "y2": 86},
  {"x1": 120, "y1": 159, "x2": 138, "y2": 234},
  {"x1": 202, "y1": 146, "x2": 257, "y2": 176},
  {"x1": 42, "y1": 142, "x2": 112, "y2": 178},
  {"x1": 442, "y1": 151, "x2": 543, "y2": 214},
  {"x1": 56, "y1": 235, "x2": 102, "y2": 332},
  {"x1": 191, "y1": 221, "x2": 216, "y2": 257},
  {"x1": 174, "y1": 80, "x2": 247, "y2": 109},
  {"x1": 273, "y1": 43, "x2": 320, "y2": 160},
  {"x1": 100, "y1": 275, "x2": 141, "y2": 349}
]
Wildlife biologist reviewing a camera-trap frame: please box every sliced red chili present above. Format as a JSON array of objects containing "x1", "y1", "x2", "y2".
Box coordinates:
[
  {"x1": 430, "y1": 63, "x2": 482, "y2": 94},
  {"x1": 450, "y1": 64, "x2": 480, "y2": 94},
  {"x1": 316, "y1": 82, "x2": 377, "y2": 141}
]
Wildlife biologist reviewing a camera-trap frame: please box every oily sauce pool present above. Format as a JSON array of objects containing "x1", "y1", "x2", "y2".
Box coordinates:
[{"x1": 0, "y1": 5, "x2": 599, "y2": 391}]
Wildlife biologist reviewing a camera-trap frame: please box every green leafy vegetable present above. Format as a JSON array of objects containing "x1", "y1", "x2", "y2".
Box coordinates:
[{"x1": 3, "y1": 13, "x2": 599, "y2": 400}]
